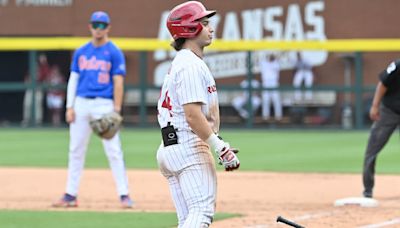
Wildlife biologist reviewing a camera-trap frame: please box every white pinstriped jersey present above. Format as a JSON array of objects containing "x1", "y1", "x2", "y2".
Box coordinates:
[
  {"x1": 156, "y1": 50, "x2": 218, "y2": 227},
  {"x1": 157, "y1": 49, "x2": 220, "y2": 134}
]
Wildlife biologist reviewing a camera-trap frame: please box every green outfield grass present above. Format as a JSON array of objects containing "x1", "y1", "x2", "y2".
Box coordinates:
[
  {"x1": 0, "y1": 128, "x2": 399, "y2": 173},
  {"x1": 0, "y1": 128, "x2": 399, "y2": 228},
  {"x1": 0, "y1": 210, "x2": 236, "y2": 228}
]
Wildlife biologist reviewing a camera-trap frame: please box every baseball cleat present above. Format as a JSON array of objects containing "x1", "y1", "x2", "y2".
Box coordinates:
[
  {"x1": 120, "y1": 195, "x2": 134, "y2": 208},
  {"x1": 52, "y1": 193, "x2": 78, "y2": 208}
]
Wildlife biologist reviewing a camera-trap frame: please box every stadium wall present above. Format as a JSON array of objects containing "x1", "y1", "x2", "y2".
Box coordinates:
[
  {"x1": 0, "y1": 0, "x2": 399, "y2": 85},
  {"x1": 0, "y1": 0, "x2": 399, "y2": 127}
]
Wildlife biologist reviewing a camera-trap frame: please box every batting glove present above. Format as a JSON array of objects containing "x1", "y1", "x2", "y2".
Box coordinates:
[
  {"x1": 217, "y1": 144, "x2": 240, "y2": 171},
  {"x1": 206, "y1": 133, "x2": 240, "y2": 171}
]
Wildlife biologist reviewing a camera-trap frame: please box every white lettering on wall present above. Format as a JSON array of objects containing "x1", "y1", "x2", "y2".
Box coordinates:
[
  {"x1": 304, "y1": 0, "x2": 327, "y2": 66},
  {"x1": 241, "y1": 9, "x2": 263, "y2": 40},
  {"x1": 284, "y1": 4, "x2": 304, "y2": 40},
  {"x1": 154, "y1": 1, "x2": 327, "y2": 86},
  {"x1": 209, "y1": 14, "x2": 221, "y2": 38},
  {"x1": 305, "y1": 1, "x2": 325, "y2": 40},
  {"x1": 222, "y1": 12, "x2": 241, "y2": 40},
  {"x1": 15, "y1": 0, "x2": 73, "y2": 7},
  {"x1": 154, "y1": 11, "x2": 170, "y2": 61},
  {"x1": 264, "y1": 6, "x2": 283, "y2": 40}
]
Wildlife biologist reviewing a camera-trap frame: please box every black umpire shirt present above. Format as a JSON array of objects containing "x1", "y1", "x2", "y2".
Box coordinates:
[{"x1": 380, "y1": 59, "x2": 400, "y2": 114}]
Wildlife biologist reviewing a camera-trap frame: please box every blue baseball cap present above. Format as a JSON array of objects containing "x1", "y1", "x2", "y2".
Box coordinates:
[{"x1": 90, "y1": 11, "x2": 110, "y2": 24}]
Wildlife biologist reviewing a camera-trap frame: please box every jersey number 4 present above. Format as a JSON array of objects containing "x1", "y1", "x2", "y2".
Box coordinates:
[{"x1": 161, "y1": 91, "x2": 172, "y2": 111}]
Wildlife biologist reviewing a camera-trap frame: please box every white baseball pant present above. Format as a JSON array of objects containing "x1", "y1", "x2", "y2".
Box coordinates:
[
  {"x1": 157, "y1": 131, "x2": 217, "y2": 228},
  {"x1": 66, "y1": 97, "x2": 130, "y2": 196},
  {"x1": 293, "y1": 70, "x2": 314, "y2": 100},
  {"x1": 262, "y1": 90, "x2": 282, "y2": 120}
]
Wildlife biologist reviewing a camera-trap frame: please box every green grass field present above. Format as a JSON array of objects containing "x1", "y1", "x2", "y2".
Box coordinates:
[
  {"x1": 0, "y1": 210, "x2": 236, "y2": 228},
  {"x1": 0, "y1": 128, "x2": 399, "y2": 228},
  {"x1": 1, "y1": 128, "x2": 399, "y2": 173}
]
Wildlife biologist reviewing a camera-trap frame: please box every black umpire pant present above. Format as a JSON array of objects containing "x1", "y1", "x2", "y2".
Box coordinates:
[{"x1": 363, "y1": 104, "x2": 400, "y2": 196}]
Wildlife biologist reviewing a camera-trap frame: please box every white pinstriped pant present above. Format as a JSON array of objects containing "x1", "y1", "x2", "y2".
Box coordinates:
[
  {"x1": 157, "y1": 131, "x2": 217, "y2": 228},
  {"x1": 66, "y1": 97, "x2": 130, "y2": 197}
]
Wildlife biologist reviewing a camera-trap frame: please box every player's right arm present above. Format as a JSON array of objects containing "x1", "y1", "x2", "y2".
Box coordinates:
[
  {"x1": 65, "y1": 72, "x2": 79, "y2": 123},
  {"x1": 65, "y1": 50, "x2": 81, "y2": 123}
]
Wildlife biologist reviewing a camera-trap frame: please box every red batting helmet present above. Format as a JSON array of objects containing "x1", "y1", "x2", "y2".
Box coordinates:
[{"x1": 167, "y1": 1, "x2": 216, "y2": 40}]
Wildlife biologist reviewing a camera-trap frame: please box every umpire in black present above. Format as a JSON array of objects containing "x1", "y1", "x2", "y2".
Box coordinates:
[{"x1": 362, "y1": 60, "x2": 400, "y2": 198}]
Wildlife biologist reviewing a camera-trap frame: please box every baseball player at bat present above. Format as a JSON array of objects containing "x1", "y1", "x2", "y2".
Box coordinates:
[
  {"x1": 156, "y1": 1, "x2": 240, "y2": 227},
  {"x1": 52, "y1": 11, "x2": 133, "y2": 208}
]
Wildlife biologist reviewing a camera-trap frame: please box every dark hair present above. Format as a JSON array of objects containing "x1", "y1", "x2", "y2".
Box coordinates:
[{"x1": 171, "y1": 38, "x2": 186, "y2": 51}]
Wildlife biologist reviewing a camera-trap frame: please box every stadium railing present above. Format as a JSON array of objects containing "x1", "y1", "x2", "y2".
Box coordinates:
[{"x1": 0, "y1": 38, "x2": 396, "y2": 128}]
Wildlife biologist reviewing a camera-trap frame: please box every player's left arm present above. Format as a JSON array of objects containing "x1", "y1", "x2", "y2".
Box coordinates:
[
  {"x1": 113, "y1": 75, "x2": 124, "y2": 113},
  {"x1": 110, "y1": 46, "x2": 126, "y2": 113}
]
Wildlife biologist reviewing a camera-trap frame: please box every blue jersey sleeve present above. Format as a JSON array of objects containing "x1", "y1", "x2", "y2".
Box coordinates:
[{"x1": 110, "y1": 47, "x2": 126, "y2": 77}]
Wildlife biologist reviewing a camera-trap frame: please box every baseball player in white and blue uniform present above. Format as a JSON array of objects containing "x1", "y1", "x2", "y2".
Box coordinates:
[
  {"x1": 157, "y1": 2, "x2": 240, "y2": 227},
  {"x1": 53, "y1": 11, "x2": 133, "y2": 208}
]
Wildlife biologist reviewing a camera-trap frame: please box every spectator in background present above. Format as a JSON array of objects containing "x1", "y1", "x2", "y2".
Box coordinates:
[
  {"x1": 21, "y1": 53, "x2": 50, "y2": 126},
  {"x1": 259, "y1": 54, "x2": 282, "y2": 121},
  {"x1": 231, "y1": 79, "x2": 262, "y2": 119},
  {"x1": 293, "y1": 52, "x2": 314, "y2": 101},
  {"x1": 46, "y1": 65, "x2": 65, "y2": 126}
]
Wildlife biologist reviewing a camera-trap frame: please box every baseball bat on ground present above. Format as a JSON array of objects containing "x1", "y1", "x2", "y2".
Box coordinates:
[{"x1": 276, "y1": 216, "x2": 305, "y2": 228}]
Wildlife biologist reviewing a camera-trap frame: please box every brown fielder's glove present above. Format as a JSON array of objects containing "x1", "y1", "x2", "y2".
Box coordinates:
[{"x1": 90, "y1": 112, "x2": 123, "y2": 139}]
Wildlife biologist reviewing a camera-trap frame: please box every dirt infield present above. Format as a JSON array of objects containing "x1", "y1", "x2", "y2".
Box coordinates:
[{"x1": 1, "y1": 168, "x2": 399, "y2": 228}]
